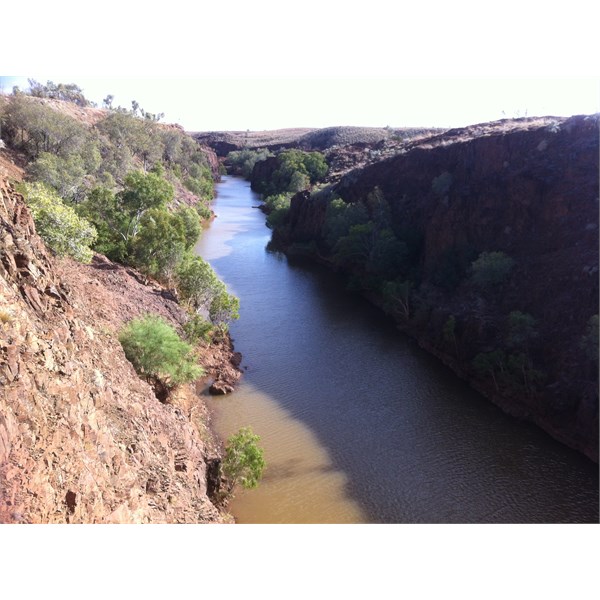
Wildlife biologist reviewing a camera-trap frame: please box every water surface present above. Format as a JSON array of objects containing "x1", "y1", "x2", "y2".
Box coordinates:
[{"x1": 197, "y1": 176, "x2": 599, "y2": 523}]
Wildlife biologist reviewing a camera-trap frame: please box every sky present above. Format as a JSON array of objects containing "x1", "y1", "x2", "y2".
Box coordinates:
[
  {"x1": 2, "y1": 2, "x2": 598, "y2": 132},
  {"x1": 1, "y1": 75, "x2": 598, "y2": 132}
]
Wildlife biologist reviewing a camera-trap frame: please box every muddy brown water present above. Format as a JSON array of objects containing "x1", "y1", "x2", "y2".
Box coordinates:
[{"x1": 196, "y1": 176, "x2": 599, "y2": 524}]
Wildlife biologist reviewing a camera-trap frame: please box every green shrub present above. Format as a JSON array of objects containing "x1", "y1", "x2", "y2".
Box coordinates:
[
  {"x1": 129, "y1": 208, "x2": 187, "y2": 282},
  {"x1": 222, "y1": 427, "x2": 266, "y2": 493},
  {"x1": 471, "y1": 251, "x2": 514, "y2": 288},
  {"x1": 227, "y1": 148, "x2": 273, "y2": 179},
  {"x1": 323, "y1": 197, "x2": 369, "y2": 249},
  {"x1": 176, "y1": 254, "x2": 223, "y2": 311},
  {"x1": 183, "y1": 314, "x2": 214, "y2": 344},
  {"x1": 20, "y1": 182, "x2": 97, "y2": 263},
  {"x1": 209, "y1": 286, "x2": 240, "y2": 331},
  {"x1": 253, "y1": 149, "x2": 328, "y2": 196},
  {"x1": 119, "y1": 314, "x2": 203, "y2": 388},
  {"x1": 174, "y1": 206, "x2": 202, "y2": 249},
  {"x1": 27, "y1": 152, "x2": 88, "y2": 202},
  {"x1": 184, "y1": 175, "x2": 214, "y2": 201},
  {"x1": 196, "y1": 203, "x2": 213, "y2": 221}
]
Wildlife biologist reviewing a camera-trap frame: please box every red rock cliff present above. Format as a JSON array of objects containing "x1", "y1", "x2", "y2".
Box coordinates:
[
  {"x1": 280, "y1": 115, "x2": 599, "y2": 461},
  {"x1": 0, "y1": 176, "x2": 227, "y2": 523}
]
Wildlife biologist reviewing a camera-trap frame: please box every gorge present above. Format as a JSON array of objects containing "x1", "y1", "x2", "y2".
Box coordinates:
[
  {"x1": 197, "y1": 175, "x2": 598, "y2": 523},
  {"x1": 1, "y1": 85, "x2": 598, "y2": 523}
]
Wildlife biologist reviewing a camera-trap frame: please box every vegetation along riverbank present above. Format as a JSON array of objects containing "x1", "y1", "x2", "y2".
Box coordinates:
[
  {"x1": 0, "y1": 82, "x2": 258, "y2": 523},
  {"x1": 220, "y1": 116, "x2": 599, "y2": 463},
  {"x1": 1, "y1": 79, "x2": 597, "y2": 524}
]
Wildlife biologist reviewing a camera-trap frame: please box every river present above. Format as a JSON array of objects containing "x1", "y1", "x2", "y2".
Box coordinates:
[{"x1": 195, "y1": 176, "x2": 599, "y2": 524}]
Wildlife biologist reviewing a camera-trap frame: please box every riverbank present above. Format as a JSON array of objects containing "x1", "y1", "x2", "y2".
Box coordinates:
[
  {"x1": 1, "y1": 175, "x2": 236, "y2": 522},
  {"x1": 196, "y1": 175, "x2": 599, "y2": 523},
  {"x1": 273, "y1": 218, "x2": 600, "y2": 464},
  {"x1": 261, "y1": 115, "x2": 599, "y2": 464},
  {"x1": 273, "y1": 236, "x2": 599, "y2": 464}
]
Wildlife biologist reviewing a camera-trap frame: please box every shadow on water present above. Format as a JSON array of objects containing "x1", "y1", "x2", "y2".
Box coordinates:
[{"x1": 198, "y1": 176, "x2": 599, "y2": 524}]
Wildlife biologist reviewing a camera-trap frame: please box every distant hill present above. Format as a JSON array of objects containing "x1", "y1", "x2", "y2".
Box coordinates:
[{"x1": 192, "y1": 125, "x2": 445, "y2": 156}]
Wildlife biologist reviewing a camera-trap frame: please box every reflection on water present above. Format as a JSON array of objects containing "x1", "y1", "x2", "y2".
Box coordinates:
[
  {"x1": 205, "y1": 382, "x2": 364, "y2": 524},
  {"x1": 197, "y1": 176, "x2": 599, "y2": 524}
]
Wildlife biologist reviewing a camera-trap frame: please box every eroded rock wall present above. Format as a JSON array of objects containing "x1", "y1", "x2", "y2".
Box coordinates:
[
  {"x1": 279, "y1": 115, "x2": 599, "y2": 460},
  {"x1": 0, "y1": 177, "x2": 225, "y2": 523}
]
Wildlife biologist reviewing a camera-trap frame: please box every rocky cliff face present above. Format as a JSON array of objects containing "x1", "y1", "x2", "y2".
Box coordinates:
[
  {"x1": 276, "y1": 115, "x2": 599, "y2": 461},
  {"x1": 0, "y1": 176, "x2": 231, "y2": 523}
]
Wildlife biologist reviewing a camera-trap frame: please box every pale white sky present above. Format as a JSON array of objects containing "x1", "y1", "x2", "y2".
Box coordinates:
[
  {"x1": 2, "y1": 1, "x2": 599, "y2": 132},
  {"x1": 1, "y1": 76, "x2": 598, "y2": 132}
]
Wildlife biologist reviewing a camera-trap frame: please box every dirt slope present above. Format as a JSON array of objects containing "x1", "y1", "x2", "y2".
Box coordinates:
[{"x1": 0, "y1": 175, "x2": 236, "y2": 523}]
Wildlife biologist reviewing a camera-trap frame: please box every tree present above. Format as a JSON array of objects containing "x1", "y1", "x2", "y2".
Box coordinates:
[
  {"x1": 301, "y1": 151, "x2": 328, "y2": 183},
  {"x1": 323, "y1": 197, "x2": 369, "y2": 249},
  {"x1": 506, "y1": 311, "x2": 537, "y2": 349},
  {"x1": 222, "y1": 427, "x2": 266, "y2": 495},
  {"x1": 1, "y1": 95, "x2": 87, "y2": 158},
  {"x1": 118, "y1": 170, "x2": 174, "y2": 242},
  {"x1": 472, "y1": 350, "x2": 507, "y2": 391},
  {"x1": 209, "y1": 286, "x2": 240, "y2": 331},
  {"x1": 76, "y1": 185, "x2": 128, "y2": 261},
  {"x1": 97, "y1": 111, "x2": 164, "y2": 171},
  {"x1": 26, "y1": 79, "x2": 89, "y2": 106},
  {"x1": 28, "y1": 152, "x2": 87, "y2": 202},
  {"x1": 368, "y1": 228, "x2": 408, "y2": 280},
  {"x1": 184, "y1": 170, "x2": 214, "y2": 202},
  {"x1": 176, "y1": 254, "x2": 223, "y2": 311},
  {"x1": 264, "y1": 193, "x2": 292, "y2": 229},
  {"x1": 506, "y1": 352, "x2": 545, "y2": 396},
  {"x1": 174, "y1": 206, "x2": 202, "y2": 249},
  {"x1": 288, "y1": 170, "x2": 310, "y2": 193},
  {"x1": 381, "y1": 278, "x2": 413, "y2": 319},
  {"x1": 333, "y1": 222, "x2": 377, "y2": 267},
  {"x1": 226, "y1": 148, "x2": 273, "y2": 179},
  {"x1": 20, "y1": 182, "x2": 97, "y2": 263},
  {"x1": 252, "y1": 149, "x2": 328, "y2": 196},
  {"x1": 129, "y1": 208, "x2": 187, "y2": 282}
]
